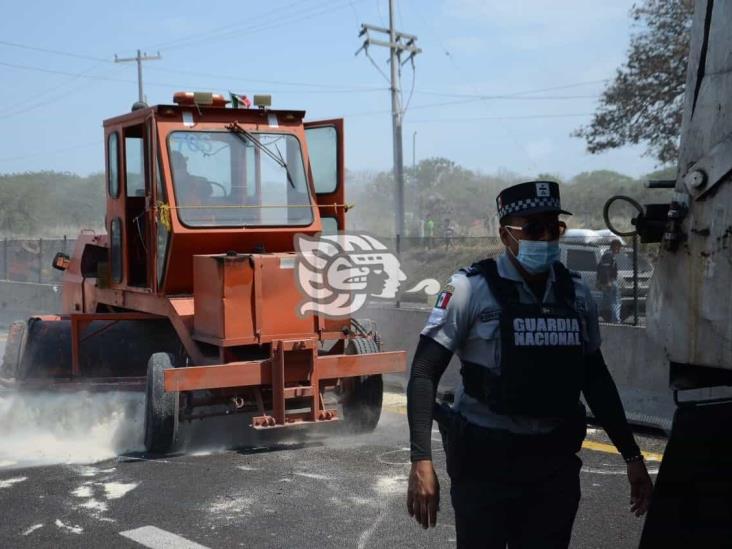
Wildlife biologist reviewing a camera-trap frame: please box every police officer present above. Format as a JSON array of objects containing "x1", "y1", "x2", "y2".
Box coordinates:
[{"x1": 406, "y1": 181, "x2": 653, "y2": 548}]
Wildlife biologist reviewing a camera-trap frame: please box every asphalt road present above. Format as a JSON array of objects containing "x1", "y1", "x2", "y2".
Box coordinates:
[{"x1": 0, "y1": 331, "x2": 667, "y2": 549}]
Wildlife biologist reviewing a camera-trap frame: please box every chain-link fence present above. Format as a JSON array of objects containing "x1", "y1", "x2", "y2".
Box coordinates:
[
  {"x1": 0, "y1": 237, "x2": 75, "y2": 284},
  {"x1": 0, "y1": 234, "x2": 655, "y2": 324},
  {"x1": 373, "y1": 235, "x2": 655, "y2": 325}
]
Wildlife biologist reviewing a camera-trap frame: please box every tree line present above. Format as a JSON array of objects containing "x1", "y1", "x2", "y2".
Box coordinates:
[
  {"x1": 346, "y1": 159, "x2": 675, "y2": 237},
  {"x1": 0, "y1": 171, "x2": 105, "y2": 237},
  {"x1": 0, "y1": 163, "x2": 675, "y2": 239}
]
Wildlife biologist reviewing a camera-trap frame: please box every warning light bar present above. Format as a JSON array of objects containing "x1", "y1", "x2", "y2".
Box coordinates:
[{"x1": 173, "y1": 91, "x2": 229, "y2": 107}]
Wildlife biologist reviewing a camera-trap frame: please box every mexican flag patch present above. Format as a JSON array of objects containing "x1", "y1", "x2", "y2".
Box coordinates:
[{"x1": 434, "y1": 289, "x2": 453, "y2": 309}]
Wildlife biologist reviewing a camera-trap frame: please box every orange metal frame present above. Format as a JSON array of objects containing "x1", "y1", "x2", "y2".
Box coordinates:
[{"x1": 52, "y1": 100, "x2": 406, "y2": 427}]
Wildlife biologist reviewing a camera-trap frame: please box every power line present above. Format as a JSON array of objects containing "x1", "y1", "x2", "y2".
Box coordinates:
[
  {"x1": 0, "y1": 60, "x2": 137, "y2": 82},
  {"x1": 0, "y1": 37, "x2": 607, "y2": 98},
  {"x1": 412, "y1": 79, "x2": 608, "y2": 99},
  {"x1": 0, "y1": 62, "x2": 112, "y2": 119},
  {"x1": 415, "y1": 92, "x2": 600, "y2": 100},
  {"x1": 147, "y1": 0, "x2": 311, "y2": 51},
  {"x1": 146, "y1": 66, "x2": 383, "y2": 91},
  {"x1": 0, "y1": 60, "x2": 385, "y2": 95},
  {"x1": 1, "y1": 59, "x2": 600, "y2": 102},
  {"x1": 157, "y1": 0, "x2": 361, "y2": 52},
  {"x1": 408, "y1": 112, "x2": 595, "y2": 124},
  {"x1": 0, "y1": 40, "x2": 111, "y2": 63}
]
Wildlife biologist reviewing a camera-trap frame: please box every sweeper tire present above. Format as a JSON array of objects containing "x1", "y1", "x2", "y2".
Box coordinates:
[
  {"x1": 341, "y1": 338, "x2": 383, "y2": 433},
  {"x1": 1, "y1": 320, "x2": 28, "y2": 379},
  {"x1": 144, "y1": 352, "x2": 179, "y2": 454}
]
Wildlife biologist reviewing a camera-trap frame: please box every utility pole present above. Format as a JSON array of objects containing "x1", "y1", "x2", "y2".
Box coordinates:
[
  {"x1": 412, "y1": 130, "x2": 417, "y2": 169},
  {"x1": 356, "y1": 0, "x2": 421, "y2": 241},
  {"x1": 114, "y1": 49, "x2": 162, "y2": 104}
]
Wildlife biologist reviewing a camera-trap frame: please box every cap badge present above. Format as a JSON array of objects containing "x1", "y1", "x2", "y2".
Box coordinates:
[{"x1": 536, "y1": 182, "x2": 550, "y2": 197}]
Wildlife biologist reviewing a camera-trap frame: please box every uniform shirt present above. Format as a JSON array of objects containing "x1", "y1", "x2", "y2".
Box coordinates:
[{"x1": 421, "y1": 252, "x2": 601, "y2": 434}]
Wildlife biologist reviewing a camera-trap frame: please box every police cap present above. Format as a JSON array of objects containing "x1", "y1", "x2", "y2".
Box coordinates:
[{"x1": 496, "y1": 180, "x2": 572, "y2": 220}]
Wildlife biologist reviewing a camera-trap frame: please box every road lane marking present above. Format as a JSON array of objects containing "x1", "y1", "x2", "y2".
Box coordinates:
[
  {"x1": 384, "y1": 393, "x2": 665, "y2": 462},
  {"x1": 120, "y1": 526, "x2": 210, "y2": 549},
  {"x1": 582, "y1": 440, "x2": 664, "y2": 462},
  {"x1": 582, "y1": 465, "x2": 659, "y2": 475}
]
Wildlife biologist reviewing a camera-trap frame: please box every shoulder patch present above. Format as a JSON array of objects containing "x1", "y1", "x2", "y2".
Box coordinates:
[{"x1": 434, "y1": 288, "x2": 453, "y2": 309}]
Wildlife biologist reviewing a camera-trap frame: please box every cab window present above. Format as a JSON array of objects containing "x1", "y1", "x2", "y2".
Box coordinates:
[{"x1": 107, "y1": 132, "x2": 120, "y2": 197}]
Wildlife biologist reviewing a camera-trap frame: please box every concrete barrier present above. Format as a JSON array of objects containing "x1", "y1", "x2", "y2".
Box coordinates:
[{"x1": 366, "y1": 303, "x2": 676, "y2": 431}]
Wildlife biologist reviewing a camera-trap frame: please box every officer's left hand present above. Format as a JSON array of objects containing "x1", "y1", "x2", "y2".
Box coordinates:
[{"x1": 627, "y1": 459, "x2": 653, "y2": 517}]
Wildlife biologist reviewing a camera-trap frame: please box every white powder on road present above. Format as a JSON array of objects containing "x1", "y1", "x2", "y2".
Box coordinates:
[
  {"x1": 55, "y1": 519, "x2": 83, "y2": 534},
  {"x1": 374, "y1": 475, "x2": 407, "y2": 496},
  {"x1": 22, "y1": 524, "x2": 44, "y2": 536},
  {"x1": 293, "y1": 472, "x2": 330, "y2": 480},
  {"x1": 79, "y1": 498, "x2": 109, "y2": 514},
  {"x1": 0, "y1": 390, "x2": 144, "y2": 469},
  {"x1": 208, "y1": 496, "x2": 254, "y2": 521},
  {"x1": 72, "y1": 485, "x2": 93, "y2": 498},
  {"x1": 0, "y1": 476, "x2": 27, "y2": 488},
  {"x1": 75, "y1": 466, "x2": 117, "y2": 477},
  {"x1": 102, "y1": 481, "x2": 139, "y2": 499},
  {"x1": 71, "y1": 479, "x2": 137, "y2": 522}
]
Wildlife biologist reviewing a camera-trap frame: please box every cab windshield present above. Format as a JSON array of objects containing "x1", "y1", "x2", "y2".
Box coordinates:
[{"x1": 168, "y1": 131, "x2": 313, "y2": 227}]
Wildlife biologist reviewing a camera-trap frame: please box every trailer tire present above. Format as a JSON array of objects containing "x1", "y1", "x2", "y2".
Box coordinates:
[
  {"x1": 144, "y1": 353, "x2": 179, "y2": 454},
  {"x1": 341, "y1": 338, "x2": 383, "y2": 433},
  {"x1": 1, "y1": 320, "x2": 28, "y2": 380}
]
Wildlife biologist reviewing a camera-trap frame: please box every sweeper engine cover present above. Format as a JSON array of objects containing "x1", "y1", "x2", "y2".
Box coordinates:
[{"x1": 193, "y1": 252, "x2": 316, "y2": 344}]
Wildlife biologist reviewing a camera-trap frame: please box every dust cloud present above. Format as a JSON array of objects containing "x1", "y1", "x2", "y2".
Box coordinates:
[{"x1": 0, "y1": 390, "x2": 144, "y2": 469}]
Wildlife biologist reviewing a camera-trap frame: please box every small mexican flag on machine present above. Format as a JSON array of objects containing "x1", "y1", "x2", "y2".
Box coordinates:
[{"x1": 230, "y1": 92, "x2": 252, "y2": 109}]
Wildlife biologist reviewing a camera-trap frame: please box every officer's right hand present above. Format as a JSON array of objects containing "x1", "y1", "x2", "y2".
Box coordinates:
[{"x1": 407, "y1": 460, "x2": 440, "y2": 528}]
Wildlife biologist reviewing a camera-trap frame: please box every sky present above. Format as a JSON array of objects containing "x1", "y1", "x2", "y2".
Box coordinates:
[{"x1": 0, "y1": 0, "x2": 661, "y2": 179}]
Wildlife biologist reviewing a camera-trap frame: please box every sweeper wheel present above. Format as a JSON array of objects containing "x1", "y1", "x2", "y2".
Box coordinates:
[
  {"x1": 341, "y1": 338, "x2": 384, "y2": 433},
  {"x1": 144, "y1": 352, "x2": 179, "y2": 454}
]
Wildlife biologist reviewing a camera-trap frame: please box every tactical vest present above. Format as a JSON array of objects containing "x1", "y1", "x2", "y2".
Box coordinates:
[{"x1": 461, "y1": 259, "x2": 585, "y2": 418}]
